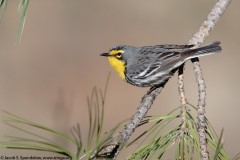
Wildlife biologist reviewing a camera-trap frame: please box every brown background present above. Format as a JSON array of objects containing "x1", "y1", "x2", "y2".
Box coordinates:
[{"x1": 0, "y1": 0, "x2": 239, "y2": 158}]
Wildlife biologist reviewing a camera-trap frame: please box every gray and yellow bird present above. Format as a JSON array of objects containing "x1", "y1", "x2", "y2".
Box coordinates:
[{"x1": 101, "y1": 42, "x2": 221, "y2": 87}]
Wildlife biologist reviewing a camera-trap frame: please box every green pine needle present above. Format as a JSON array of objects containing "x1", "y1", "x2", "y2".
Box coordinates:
[
  {"x1": 16, "y1": 0, "x2": 29, "y2": 44},
  {"x1": 0, "y1": 0, "x2": 7, "y2": 22},
  {"x1": 0, "y1": 74, "x2": 123, "y2": 160},
  {"x1": 127, "y1": 103, "x2": 230, "y2": 160},
  {"x1": 0, "y1": 0, "x2": 30, "y2": 44}
]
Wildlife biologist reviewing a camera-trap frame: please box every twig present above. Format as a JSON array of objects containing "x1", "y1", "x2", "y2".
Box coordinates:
[
  {"x1": 178, "y1": 65, "x2": 187, "y2": 129},
  {"x1": 178, "y1": 66, "x2": 187, "y2": 107},
  {"x1": 178, "y1": 0, "x2": 232, "y2": 159},
  {"x1": 98, "y1": 0, "x2": 231, "y2": 159},
  {"x1": 97, "y1": 86, "x2": 163, "y2": 159},
  {"x1": 188, "y1": 0, "x2": 231, "y2": 46},
  {"x1": 190, "y1": 0, "x2": 231, "y2": 159},
  {"x1": 118, "y1": 87, "x2": 163, "y2": 143},
  {"x1": 178, "y1": 65, "x2": 187, "y2": 144}
]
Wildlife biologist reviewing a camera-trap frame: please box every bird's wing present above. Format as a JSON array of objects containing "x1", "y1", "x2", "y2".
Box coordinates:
[
  {"x1": 131, "y1": 46, "x2": 184, "y2": 80},
  {"x1": 144, "y1": 44, "x2": 194, "y2": 49}
]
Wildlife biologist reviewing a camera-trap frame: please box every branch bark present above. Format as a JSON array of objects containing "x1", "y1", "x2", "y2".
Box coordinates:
[
  {"x1": 97, "y1": 86, "x2": 164, "y2": 159},
  {"x1": 178, "y1": 0, "x2": 231, "y2": 159}
]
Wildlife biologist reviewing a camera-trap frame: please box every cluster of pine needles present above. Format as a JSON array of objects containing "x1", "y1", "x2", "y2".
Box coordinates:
[{"x1": 0, "y1": 75, "x2": 239, "y2": 160}]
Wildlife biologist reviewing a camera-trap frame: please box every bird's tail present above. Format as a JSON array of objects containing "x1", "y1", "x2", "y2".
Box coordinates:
[{"x1": 184, "y1": 41, "x2": 222, "y2": 60}]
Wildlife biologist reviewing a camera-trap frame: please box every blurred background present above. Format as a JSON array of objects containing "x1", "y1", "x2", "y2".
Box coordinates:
[{"x1": 0, "y1": 0, "x2": 239, "y2": 158}]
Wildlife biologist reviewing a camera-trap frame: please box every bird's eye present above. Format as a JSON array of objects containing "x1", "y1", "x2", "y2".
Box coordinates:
[{"x1": 116, "y1": 52, "x2": 122, "y2": 59}]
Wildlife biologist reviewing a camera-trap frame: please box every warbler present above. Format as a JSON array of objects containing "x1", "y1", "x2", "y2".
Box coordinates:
[{"x1": 100, "y1": 42, "x2": 221, "y2": 87}]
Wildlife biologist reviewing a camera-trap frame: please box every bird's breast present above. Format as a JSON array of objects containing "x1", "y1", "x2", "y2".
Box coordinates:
[{"x1": 107, "y1": 57, "x2": 126, "y2": 80}]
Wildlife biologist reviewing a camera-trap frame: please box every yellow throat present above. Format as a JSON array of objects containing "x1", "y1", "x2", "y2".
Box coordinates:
[{"x1": 108, "y1": 50, "x2": 126, "y2": 80}]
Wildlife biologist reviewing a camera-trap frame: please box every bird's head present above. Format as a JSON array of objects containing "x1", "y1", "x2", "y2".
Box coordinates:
[{"x1": 100, "y1": 45, "x2": 136, "y2": 80}]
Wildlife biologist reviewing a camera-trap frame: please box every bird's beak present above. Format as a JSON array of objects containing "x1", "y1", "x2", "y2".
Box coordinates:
[{"x1": 100, "y1": 52, "x2": 110, "y2": 57}]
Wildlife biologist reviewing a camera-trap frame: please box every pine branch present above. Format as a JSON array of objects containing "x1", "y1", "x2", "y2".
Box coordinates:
[
  {"x1": 97, "y1": 87, "x2": 164, "y2": 159},
  {"x1": 98, "y1": 0, "x2": 232, "y2": 159},
  {"x1": 178, "y1": 0, "x2": 232, "y2": 159}
]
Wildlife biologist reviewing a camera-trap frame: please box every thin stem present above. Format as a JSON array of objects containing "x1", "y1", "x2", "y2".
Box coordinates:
[
  {"x1": 178, "y1": 65, "x2": 188, "y2": 147},
  {"x1": 188, "y1": 0, "x2": 231, "y2": 46},
  {"x1": 188, "y1": 1, "x2": 231, "y2": 159},
  {"x1": 96, "y1": 87, "x2": 164, "y2": 159},
  {"x1": 178, "y1": 65, "x2": 187, "y2": 106},
  {"x1": 178, "y1": 64, "x2": 187, "y2": 132}
]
